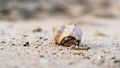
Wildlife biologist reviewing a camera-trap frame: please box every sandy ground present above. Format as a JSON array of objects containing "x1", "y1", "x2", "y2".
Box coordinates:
[{"x1": 0, "y1": 17, "x2": 120, "y2": 68}]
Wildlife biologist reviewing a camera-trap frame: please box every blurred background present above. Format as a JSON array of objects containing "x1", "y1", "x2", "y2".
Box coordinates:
[{"x1": 0, "y1": 0, "x2": 120, "y2": 21}]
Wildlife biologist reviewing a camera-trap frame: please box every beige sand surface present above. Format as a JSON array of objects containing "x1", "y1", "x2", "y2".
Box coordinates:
[{"x1": 0, "y1": 17, "x2": 120, "y2": 68}]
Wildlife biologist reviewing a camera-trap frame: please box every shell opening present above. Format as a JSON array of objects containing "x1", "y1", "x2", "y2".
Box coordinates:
[{"x1": 61, "y1": 36, "x2": 80, "y2": 47}]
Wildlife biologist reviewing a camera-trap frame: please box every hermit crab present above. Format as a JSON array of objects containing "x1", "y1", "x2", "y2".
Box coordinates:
[{"x1": 52, "y1": 24, "x2": 90, "y2": 50}]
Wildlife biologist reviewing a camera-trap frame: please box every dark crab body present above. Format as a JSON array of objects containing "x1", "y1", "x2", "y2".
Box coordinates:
[{"x1": 61, "y1": 36, "x2": 81, "y2": 47}]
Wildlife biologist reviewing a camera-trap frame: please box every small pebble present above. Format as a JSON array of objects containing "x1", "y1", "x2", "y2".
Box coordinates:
[
  {"x1": 83, "y1": 56, "x2": 90, "y2": 59},
  {"x1": 111, "y1": 57, "x2": 116, "y2": 59},
  {"x1": 12, "y1": 44, "x2": 15, "y2": 46},
  {"x1": 44, "y1": 38, "x2": 48, "y2": 41},
  {"x1": 39, "y1": 37, "x2": 42, "y2": 39},
  {"x1": 23, "y1": 42, "x2": 30, "y2": 47},
  {"x1": 73, "y1": 52, "x2": 84, "y2": 56},
  {"x1": 1, "y1": 41, "x2": 6, "y2": 43},
  {"x1": 52, "y1": 52, "x2": 56, "y2": 55},
  {"x1": 32, "y1": 28, "x2": 42, "y2": 32},
  {"x1": 114, "y1": 60, "x2": 120, "y2": 63},
  {"x1": 39, "y1": 55, "x2": 44, "y2": 58},
  {"x1": 23, "y1": 35, "x2": 28, "y2": 37},
  {"x1": 35, "y1": 46, "x2": 38, "y2": 49},
  {"x1": 1, "y1": 48, "x2": 4, "y2": 50}
]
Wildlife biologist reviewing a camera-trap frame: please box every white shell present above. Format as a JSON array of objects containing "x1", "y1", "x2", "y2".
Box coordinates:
[{"x1": 53, "y1": 24, "x2": 82, "y2": 46}]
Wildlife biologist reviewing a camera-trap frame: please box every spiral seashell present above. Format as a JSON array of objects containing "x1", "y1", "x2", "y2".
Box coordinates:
[{"x1": 53, "y1": 24, "x2": 82, "y2": 47}]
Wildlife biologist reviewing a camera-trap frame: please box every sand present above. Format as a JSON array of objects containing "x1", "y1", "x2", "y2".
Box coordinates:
[{"x1": 0, "y1": 17, "x2": 120, "y2": 68}]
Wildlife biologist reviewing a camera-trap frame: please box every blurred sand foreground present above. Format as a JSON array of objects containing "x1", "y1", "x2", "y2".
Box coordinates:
[{"x1": 0, "y1": 17, "x2": 120, "y2": 68}]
